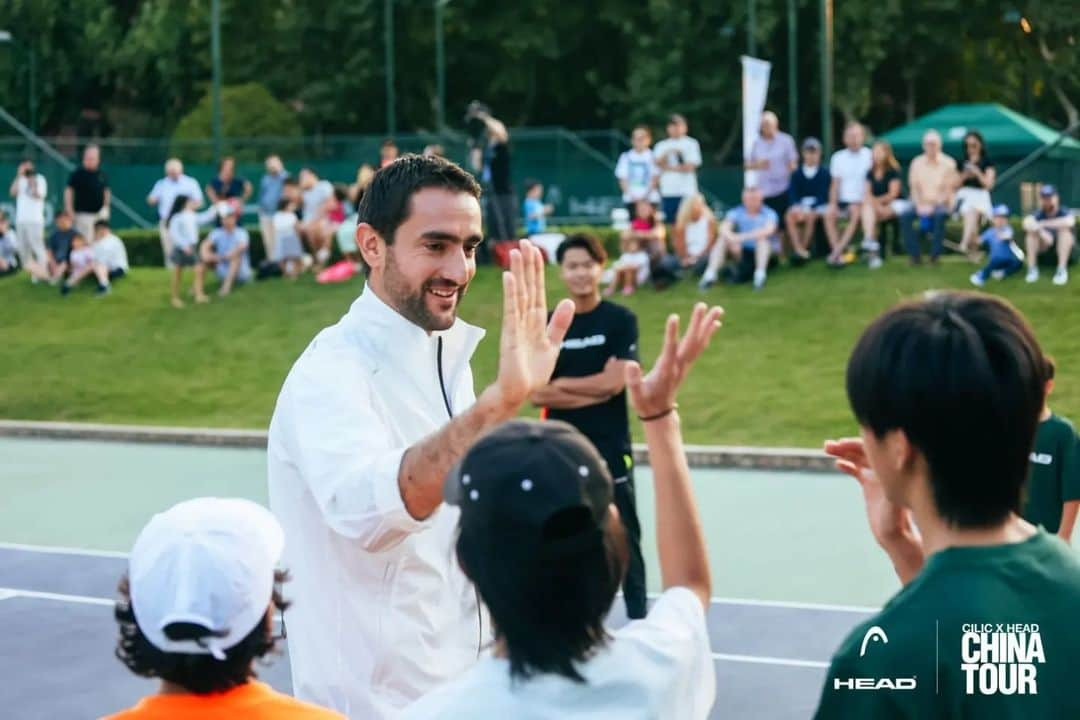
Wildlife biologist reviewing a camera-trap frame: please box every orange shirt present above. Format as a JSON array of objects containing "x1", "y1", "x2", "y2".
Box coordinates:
[{"x1": 103, "y1": 681, "x2": 344, "y2": 720}]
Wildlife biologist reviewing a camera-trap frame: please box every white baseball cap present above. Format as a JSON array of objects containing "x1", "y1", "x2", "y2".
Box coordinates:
[{"x1": 129, "y1": 497, "x2": 285, "y2": 660}]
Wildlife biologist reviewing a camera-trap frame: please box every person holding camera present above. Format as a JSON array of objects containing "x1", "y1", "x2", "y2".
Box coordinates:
[
  {"x1": 467, "y1": 104, "x2": 516, "y2": 248},
  {"x1": 9, "y1": 160, "x2": 49, "y2": 279}
]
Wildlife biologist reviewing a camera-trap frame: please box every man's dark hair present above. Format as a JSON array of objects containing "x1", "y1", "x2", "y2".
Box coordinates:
[
  {"x1": 94, "y1": 219, "x2": 110, "y2": 230},
  {"x1": 846, "y1": 291, "x2": 1046, "y2": 528},
  {"x1": 524, "y1": 179, "x2": 542, "y2": 195},
  {"x1": 355, "y1": 154, "x2": 482, "y2": 275},
  {"x1": 114, "y1": 569, "x2": 290, "y2": 694},
  {"x1": 382, "y1": 138, "x2": 397, "y2": 149},
  {"x1": 1045, "y1": 355, "x2": 1056, "y2": 382},
  {"x1": 457, "y1": 509, "x2": 625, "y2": 683},
  {"x1": 218, "y1": 156, "x2": 235, "y2": 172},
  {"x1": 556, "y1": 233, "x2": 608, "y2": 265}
]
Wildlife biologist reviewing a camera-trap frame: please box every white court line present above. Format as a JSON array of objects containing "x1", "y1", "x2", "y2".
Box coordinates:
[
  {"x1": 0, "y1": 588, "x2": 113, "y2": 607},
  {"x1": 0, "y1": 542, "x2": 879, "y2": 615},
  {"x1": 712, "y1": 652, "x2": 829, "y2": 669}
]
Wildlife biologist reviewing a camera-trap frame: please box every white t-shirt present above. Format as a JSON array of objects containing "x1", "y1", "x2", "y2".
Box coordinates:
[
  {"x1": 829, "y1": 146, "x2": 873, "y2": 203},
  {"x1": 148, "y1": 174, "x2": 204, "y2": 220},
  {"x1": 302, "y1": 180, "x2": 334, "y2": 220},
  {"x1": 684, "y1": 214, "x2": 711, "y2": 258},
  {"x1": 15, "y1": 174, "x2": 48, "y2": 225},
  {"x1": 402, "y1": 587, "x2": 715, "y2": 720},
  {"x1": 92, "y1": 233, "x2": 129, "y2": 272},
  {"x1": 653, "y1": 137, "x2": 702, "y2": 198},
  {"x1": 615, "y1": 149, "x2": 660, "y2": 204}
]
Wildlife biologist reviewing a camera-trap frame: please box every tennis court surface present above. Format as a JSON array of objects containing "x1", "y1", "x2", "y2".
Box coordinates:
[{"x1": 1, "y1": 437, "x2": 917, "y2": 719}]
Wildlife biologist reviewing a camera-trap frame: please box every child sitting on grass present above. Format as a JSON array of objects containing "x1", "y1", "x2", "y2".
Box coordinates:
[
  {"x1": 0, "y1": 212, "x2": 19, "y2": 278},
  {"x1": 60, "y1": 233, "x2": 111, "y2": 297},
  {"x1": 970, "y1": 204, "x2": 1024, "y2": 287},
  {"x1": 605, "y1": 232, "x2": 650, "y2": 296},
  {"x1": 1024, "y1": 357, "x2": 1080, "y2": 542},
  {"x1": 92, "y1": 219, "x2": 130, "y2": 282},
  {"x1": 273, "y1": 197, "x2": 306, "y2": 279}
]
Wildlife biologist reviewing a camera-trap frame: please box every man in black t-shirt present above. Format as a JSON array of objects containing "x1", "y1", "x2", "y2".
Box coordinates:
[
  {"x1": 65, "y1": 144, "x2": 111, "y2": 244},
  {"x1": 530, "y1": 233, "x2": 648, "y2": 619}
]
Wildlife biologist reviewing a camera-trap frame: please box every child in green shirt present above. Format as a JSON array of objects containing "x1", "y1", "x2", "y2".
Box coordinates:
[{"x1": 1024, "y1": 357, "x2": 1080, "y2": 541}]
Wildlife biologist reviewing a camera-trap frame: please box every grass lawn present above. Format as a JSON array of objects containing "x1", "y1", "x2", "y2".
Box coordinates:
[{"x1": 4, "y1": 258, "x2": 1079, "y2": 447}]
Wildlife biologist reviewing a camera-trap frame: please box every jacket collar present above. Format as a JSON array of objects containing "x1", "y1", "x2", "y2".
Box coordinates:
[{"x1": 344, "y1": 285, "x2": 486, "y2": 377}]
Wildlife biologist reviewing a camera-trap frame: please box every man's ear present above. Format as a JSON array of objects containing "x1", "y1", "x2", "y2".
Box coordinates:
[
  {"x1": 357, "y1": 222, "x2": 384, "y2": 273},
  {"x1": 886, "y1": 428, "x2": 920, "y2": 477}
]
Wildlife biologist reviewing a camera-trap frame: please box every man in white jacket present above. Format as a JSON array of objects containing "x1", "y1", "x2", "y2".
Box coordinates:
[{"x1": 268, "y1": 154, "x2": 574, "y2": 719}]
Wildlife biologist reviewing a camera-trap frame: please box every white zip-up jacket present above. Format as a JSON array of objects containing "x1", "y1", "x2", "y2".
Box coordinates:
[{"x1": 268, "y1": 288, "x2": 488, "y2": 719}]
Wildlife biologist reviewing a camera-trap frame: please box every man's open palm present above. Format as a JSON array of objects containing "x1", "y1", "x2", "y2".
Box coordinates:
[{"x1": 496, "y1": 240, "x2": 574, "y2": 409}]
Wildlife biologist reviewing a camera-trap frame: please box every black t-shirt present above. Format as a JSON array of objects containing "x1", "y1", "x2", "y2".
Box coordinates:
[
  {"x1": 547, "y1": 301, "x2": 639, "y2": 477},
  {"x1": 957, "y1": 155, "x2": 993, "y2": 189},
  {"x1": 66, "y1": 168, "x2": 109, "y2": 213},
  {"x1": 488, "y1": 142, "x2": 512, "y2": 195},
  {"x1": 866, "y1": 167, "x2": 900, "y2": 199}
]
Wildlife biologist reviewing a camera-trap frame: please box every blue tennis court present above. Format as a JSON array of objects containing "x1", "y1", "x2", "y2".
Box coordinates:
[{"x1": 0, "y1": 437, "x2": 907, "y2": 719}]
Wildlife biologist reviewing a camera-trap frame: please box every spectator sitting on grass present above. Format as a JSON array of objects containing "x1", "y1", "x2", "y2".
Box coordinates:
[
  {"x1": 198, "y1": 204, "x2": 252, "y2": 299},
  {"x1": 297, "y1": 168, "x2": 335, "y2": 269},
  {"x1": 824, "y1": 122, "x2": 873, "y2": 267},
  {"x1": 403, "y1": 304, "x2": 721, "y2": 720},
  {"x1": 899, "y1": 129, "x2": 957, "y2": 265},
  {"x1": 92, "y1": 219, "x2": 129, "y2": 282},
  {"x1": 105, "y1": 497, "x2": 344, "y2": 720},
  {"x1": 1024, "y1": 357, "x2": 1080, "y2": 543},
  {"x1": 274, "y1": 196, "x2": 307, "y2": 278},
  {"x1": 606, "y1": 231, "x2": 650, "y2": 297},
  {"x1": 0, "y1": 211, "x2": 20, "y2": 277},
  {"x1": 673, "y1": 193, "x2": 716, "y2": 276},
  {"x1": 699, "y1": 186, "x2": 778, "y2": 291},
  {"x1": 785, "y1": 137, "x2": 831, "y2": 262},
  {"x1": 859, "y1": 140, "x2": 906, "y2": 270},
  {"x1": 953, "y1": 130, "x2": 996, "y2": 258},
  {"x1": 166, "y1": 194, "x2": 209, "y2": 308},
  {"x1": 59, "y1": 233, "x2": 112, "y2": 297},
  {"x1": 257, "y1": 155, "x2": 290, "y2": 263},
  {"x1": 523, "y1": 180, "x2": 553, "y2": 236},
  {"x1": 46, "y1": 209, "x2": 78, "y2": 285},
  {"x1": 333, "y1": 213, "x2": 359, "y2": 270},
  {"x1": 1024, "y1": 185, "x2": 1076, "y2": 286},
  {"x1": 969, "y1": 205, "x2": 1023, "y2": 288}
]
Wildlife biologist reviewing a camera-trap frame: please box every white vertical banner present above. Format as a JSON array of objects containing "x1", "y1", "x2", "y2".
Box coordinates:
[{"x1": 741, "y1": 55, "x2": 772, "y2": 188}]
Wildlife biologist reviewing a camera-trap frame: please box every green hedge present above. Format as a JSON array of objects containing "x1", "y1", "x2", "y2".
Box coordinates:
[{"x1": 115, "y1": 219, "x2": 1041, "y2": 269}]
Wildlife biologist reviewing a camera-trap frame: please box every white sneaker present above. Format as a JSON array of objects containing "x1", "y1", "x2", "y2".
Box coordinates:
[
  {"x1": 1053, "y1": 267, "x2": 1069, "y2": 286},
  {"x1": 1025, "y1": 267, "x2": 1040, "y2": 283},
  {"x1": 752, "y1": 270, "x2": 766, "y2": 290},
  {"x1": 991, "y1": 270, "x2": 1006, "y2": 280},
  {"x1": 868, "y1": 256, "x2": 883, "y2": 270},
  {"x1": 698, "y1": 272, "x2": 716, "y2": 292},
  {"x1": 969, "y1": 272, "x2": 985, "y2": 287}
]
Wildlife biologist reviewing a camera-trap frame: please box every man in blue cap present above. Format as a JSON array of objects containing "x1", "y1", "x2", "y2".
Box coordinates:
[{"x1": 1024, "y1": 184, "x2": 1075, "y2": 286}]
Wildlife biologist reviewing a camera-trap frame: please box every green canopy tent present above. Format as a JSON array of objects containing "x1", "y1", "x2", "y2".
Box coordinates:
[{"x1": 879, "y1": 103, "x2": 1079, "y2": 209}]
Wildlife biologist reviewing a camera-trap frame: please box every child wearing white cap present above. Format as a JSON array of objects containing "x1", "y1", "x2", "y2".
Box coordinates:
[{"x1": 104, "y1": 497, "x2": 343, "y2": 720}]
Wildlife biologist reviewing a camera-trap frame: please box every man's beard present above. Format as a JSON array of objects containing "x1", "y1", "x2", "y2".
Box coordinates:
[{"x1": 383, "y1": 248, "x2": 467, "y2": 332}]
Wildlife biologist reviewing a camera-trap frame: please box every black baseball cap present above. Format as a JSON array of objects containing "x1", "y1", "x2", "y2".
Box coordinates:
[{"x1": 445, "y1": 419, "x2": 614, "y2": 552}]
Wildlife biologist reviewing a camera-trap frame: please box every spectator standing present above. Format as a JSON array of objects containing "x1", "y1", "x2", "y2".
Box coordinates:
[
  {"x1": 274, "y1": 197, "x2": 307, "y2": 277},
  {"x1": 92, "y1": 219, "x2": 129, "y2": 281},
  {"x1": 104, "y1": 497, "x2": 344, "y2": 720},
  {"x1": 1025, "y1": 358, "x2": 1080, "y2": 542},
  {"x1": 469, "y1": 112, "x2": 516, "y2": 245},
  {"x1": 46, "y1": 210, "x2": 78, "y2": 283},
  {"x1": 379, "y1": 139, "x2": 400, "y2": 168},
  {"x1": 297, "y1": 168, "x2": 335, "y2": 268},
  {"x1": 954, "y1": 130, "x2": 996, "y2": 257},
  {"x1": 747, "y1": 111, "x2": 798, "y2": 225},
  {"x1": 824, "y1": 123, "x2": 873, "y2": 266},
  {"x1": 899, "y1": 129, "x2": 957, "y2": 265},
  {"x1": 147, "y1": 158, "x2": 203, "y2": 269},
  {"x1": 673, "y1": 193, "x2": 716, "y2": 274},
  {"x1": 700, "y1": 186, "x2": 778, "y2": 291},
  {"x1": 64, "y1": 144, "x2": 110, "y2": 244},
  {"x1": 405, "y1": 303, "x2": 721, "y2": 720},
  {"x1": 166, "y1": 195, "x2": 208, "y2": 308},
  {"x1": 199, "y1": 204, "x2": 252, "y2": 298},
  {"x1": 654, "y1": 114, "x2": 703, "y2": 222},
  {"x1": 9, "y1": 160, "x2": 48, "y2": 276},
  {"x1": 257, "y1": 155, "x2": 290, "y2": 263},
  {"x1": 1024, "y1": 185, "x2": 1076, "y2": 286},
  {"x1": 522, "y1": 180, "x2": 553, "y2": 236},
  {"x1": 859, "y1": 140, "x2": 906, "y2": 269},
  {"x1": 531, "y1": 233, "x2": 650, "y2": 619},
  {"x1": 0, "y1": 212, "x2": 19, "y2": 277},
  {"x1": 206, "y1": 156, "x2": 253, "y2": 208},
  {"x1": 785, "y1": 138, "x2": 831, "y2": 261},
  {"x1": 969, "y1": 204, "x2": 1024, "y2": 287},
  {"x1": 615, "y1": 126, "x2": 660, "y2": 215}
]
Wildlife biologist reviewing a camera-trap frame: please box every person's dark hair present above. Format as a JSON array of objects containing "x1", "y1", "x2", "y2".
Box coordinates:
[
  {"x1": 277, "y1": 197, "x2": 293, "y2": 212},
  {"x1": 218, "y1": 156, "x2": 235, "y2": 173},
  {"x1": 556, "y1": 233, "x2": 608, "y2": 265},
  {"x1": 632, "y1": 124, "x2": 651, "y2": 137},
  {"x1": 94, "y1": 219, "x2": 110, "y2": 231},
  {"x1": 382, "y1": 138, "x2": 398, "y2": 150},
  {"x1": 114, "y1": 569, "x2": 290, "y2": 694},
  {"x1": 457, "y1": 508, "x2": 625, "y2": 683},
  {"x1": 1044, "y1": 355, "x2": 1056, "y2": 382},
  {"x1": 283, "y1": 177, "x2": 299, "y2": 187},
  {"x1": 963, "y1": 130, "x2": 988, "y2": 162},
  {"x1": 846, "y1": 291, "x2": 1046, "y2": 528},
  {"x1": 332, "y1": 183, "x2": 348, "y2": 202},
  {"x1": 524, "y1": 179, "x2": 542, "y2": 195},
  {"x1": 355, "y1": 154, "x2": 482, "y2": 275},
  {"x1": 166, "y1": 195, "x2": 190, "y2": 227}
]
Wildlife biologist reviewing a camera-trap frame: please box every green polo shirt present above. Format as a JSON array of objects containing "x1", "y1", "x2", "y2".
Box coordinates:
[
  {"x1": 1024, "y1": 414, "x2": 1080, "y2": 533},
  {"x1": 815, "y1": 530, "x2": 1080, "y2": 718}
]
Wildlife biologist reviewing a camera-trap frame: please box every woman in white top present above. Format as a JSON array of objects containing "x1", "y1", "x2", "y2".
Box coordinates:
[
  {"x1": 673, "y1": 193, "x2": 716, "y2": 275},
  {"x1": 165, "y1": 194, "x2": 208, "y2": 308},
  {"x1": 954, "y1": 130, "x2": 996, "y2": 258}
]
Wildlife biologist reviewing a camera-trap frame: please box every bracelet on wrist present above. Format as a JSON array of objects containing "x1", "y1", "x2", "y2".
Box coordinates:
[{"x1": 639, "y1": 404, "x2": 678, "y2": 422}]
